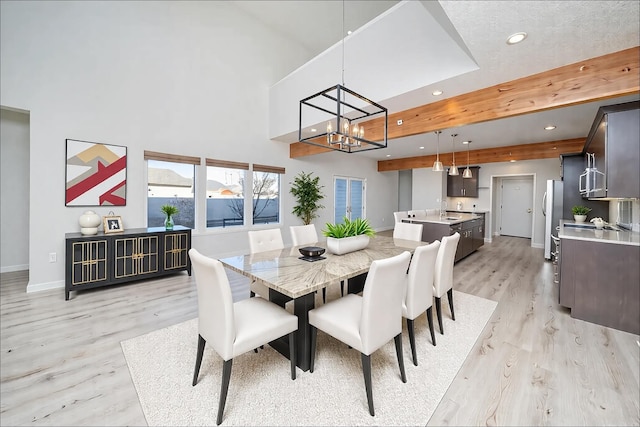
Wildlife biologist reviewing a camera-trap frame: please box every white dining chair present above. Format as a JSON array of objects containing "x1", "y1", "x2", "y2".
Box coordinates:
[
  {"x1": 393, "y1": 211, "x2": 408, "y2": 223},
  {"x1": 403, "y1": 240, "x2": 440, "y2": 366},
  {"x1": 433, "y1": 232, "x2": 460, "y2": 334},
  {"x1": 289, "y1": 224, "x2": 318, "y2": 247},
  {"x1": 308, "y1": 251, "x2": 412, "y2": 416},
  {"x1": 189, "y1": 249, "x2": 298, "y2": 425},
  {"x1": 248, "y1": 229, "x2": 284, "y2": 298},
  {"x1": 393, "y1": 222, "x2": 423, "y2": 241}
]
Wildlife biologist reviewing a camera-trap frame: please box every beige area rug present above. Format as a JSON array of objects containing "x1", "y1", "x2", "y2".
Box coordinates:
[{"x1": 121, "y1": 291, "x2": 496, "y2": 426}]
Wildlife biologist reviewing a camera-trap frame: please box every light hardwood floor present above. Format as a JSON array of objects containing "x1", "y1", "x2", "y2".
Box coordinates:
[{"x1": 1, "y1": 235, "x2": 638, "y2": 426}]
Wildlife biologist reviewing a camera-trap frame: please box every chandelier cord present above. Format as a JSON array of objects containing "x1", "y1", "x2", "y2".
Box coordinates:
[{"x1": 341, "y1": 0, "x2": 345, "y2": 86}]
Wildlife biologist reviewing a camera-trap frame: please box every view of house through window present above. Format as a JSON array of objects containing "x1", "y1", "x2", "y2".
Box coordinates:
[
  {"x1": 147, "y1": 160, "x2": 195, "y2": 229},
  {"x1": 206, "y1": 162, "x2": 247, "y2": 228}
]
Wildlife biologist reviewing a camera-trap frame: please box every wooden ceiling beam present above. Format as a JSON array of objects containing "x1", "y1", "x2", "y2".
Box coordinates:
[
  {"x1": 289, "y1": 46, "x2": 639, "y2": 159},
  {"x1": 377, "y1": 138, "x2": 586, "y2": 172}
]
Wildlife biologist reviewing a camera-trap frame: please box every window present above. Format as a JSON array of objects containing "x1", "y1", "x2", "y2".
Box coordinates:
[
  {"x1": 145, "y1": 151, "x2": 198, "y2": 229},
  {"x1": 205, "y1": 159, "x2": 249, "y2": 228},
  {"x1": 252, "y1": 164, "x2": 284, "y2": 225}
]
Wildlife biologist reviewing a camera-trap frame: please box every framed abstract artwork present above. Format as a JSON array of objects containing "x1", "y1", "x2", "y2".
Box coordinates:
[{"x1": 65, "y1": 139, "x2": 127, "y2": 206}]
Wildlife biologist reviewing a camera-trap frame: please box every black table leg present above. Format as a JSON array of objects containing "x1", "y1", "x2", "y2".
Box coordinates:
[
  {"x1": 268, "y1": 289, "x2": 315, "y2": 371},
  {"x1": 347, "y1": 272, "x2": 367, "y2": 294}
]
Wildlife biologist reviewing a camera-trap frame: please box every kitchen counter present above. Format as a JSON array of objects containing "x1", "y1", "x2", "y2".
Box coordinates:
[
  {"x1": 446, "y1": 209, "x2": 490, "y2": 214},
  {"x1": 558, "y1": 219, "x2": 640, "y2": 246},
  {"x1": 558, "y1": 219, "x2": 639, "y2": 335},
  {"x1": 402, "y1": 212, "x2": 483, "y2": 226},
  {"x1": 402, "y1": 213, "x2": 485, "y2": 262}
]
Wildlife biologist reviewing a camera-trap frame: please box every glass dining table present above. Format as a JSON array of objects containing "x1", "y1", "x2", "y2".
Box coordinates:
[{"x1": 218, "y1": 235, "x2": 425, "y2": 371}]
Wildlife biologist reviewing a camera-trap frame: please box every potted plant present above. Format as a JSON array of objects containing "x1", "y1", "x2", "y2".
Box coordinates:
[
  {"x1": 571, "y1": 205, "x2": 591, "y2": 223},
  {"x1": 161, "y1": 204, "x2": 179, "y2": 230},
  {"x1": 322, "y1": 217, "x2": 375, "y2": 255},
  {"x1": 290, "y1": 171, "x2": 324, "y2": 225}
]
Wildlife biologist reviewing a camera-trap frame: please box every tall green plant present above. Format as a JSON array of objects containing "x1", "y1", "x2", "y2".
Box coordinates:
[{"x1": 290, "y1": 171, "x2": 325, "y2": 225}]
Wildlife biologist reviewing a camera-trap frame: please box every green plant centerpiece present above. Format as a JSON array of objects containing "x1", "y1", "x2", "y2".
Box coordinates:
[
  {"x1": 571, "y1": 205, "x2": 591, "y2": 223},
  {"x1": 323, "y1": 217, "x2": 375, "y2": 255},
  {"x1": 161, "y1": 204, "x2": 179, "y2": 230},
  {"x1": 290, "y1": 171, "x2": 325, "y2": 225}
]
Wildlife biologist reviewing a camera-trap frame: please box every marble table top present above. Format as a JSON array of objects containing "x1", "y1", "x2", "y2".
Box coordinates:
[{"x1": 218, "y1": 236, "x2": 424, "y2": 299}]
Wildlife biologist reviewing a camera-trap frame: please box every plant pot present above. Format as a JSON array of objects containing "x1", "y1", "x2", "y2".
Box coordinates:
[
  {"x1": 326, "y1": 235, "x2": 369, "y2": 255},
  {"x1": 573, "y1": 214, "x2": 587, "y2": 223}
]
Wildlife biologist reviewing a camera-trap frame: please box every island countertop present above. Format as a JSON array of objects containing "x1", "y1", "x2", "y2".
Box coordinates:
[
  {"x1": 402, "y1": 212, "x2": 482, "y2": 226},
  {"x1": 558, "y1": 219, "x2": 640, "y2": 246}
]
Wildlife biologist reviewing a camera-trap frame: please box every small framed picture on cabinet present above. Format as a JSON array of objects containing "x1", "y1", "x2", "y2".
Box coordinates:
[{"x1": 103, "y1": 216, "x2": 124, "y2": 233}]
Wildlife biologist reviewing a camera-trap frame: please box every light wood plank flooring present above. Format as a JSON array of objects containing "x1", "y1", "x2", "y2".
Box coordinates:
[{"x1": 1, "y1": 236, "x2": 638, "y2": 426}]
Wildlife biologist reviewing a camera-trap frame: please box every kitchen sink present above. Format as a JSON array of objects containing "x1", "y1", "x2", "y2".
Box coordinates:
[{"x1": 564, "y1": 223, "x2": 621, "y2": 231}]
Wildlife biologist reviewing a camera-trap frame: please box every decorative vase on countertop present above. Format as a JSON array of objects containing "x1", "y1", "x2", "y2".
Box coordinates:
[
  {"x1": 164, "y1": 215, "x2": 174, "y2": 230},
  {"x1": 573, "y1": 215, "x2": 587, "y2": 223},
  {"x1": 79, "y1": 210, "x2": 101, "y2": 235}
]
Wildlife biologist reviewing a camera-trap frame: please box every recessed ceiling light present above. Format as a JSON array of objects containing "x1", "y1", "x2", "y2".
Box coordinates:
[
  {"x1": 432, "y1": 90, "x2": 443, "y2": 96},
  {"x1": 419, "y1": 146, "x2": 425, "y2": 150},
  {"x1": 310, "y1": 128, "x2": 317, "y2": 132},
  {"x1": 462, "y1": 140, "x2": 470, "y2": 144},
  {"x1": 506, "y1": 32, "x2": 527, "y2": 45},
  {"x1": 544, "y1": 125, "x2": 556, "y2": 130},
  {"x1": 347, "y1": 30, "x2": 352, "y2": 35},
  {"x1": 386, "y1": 154, "x2": 391, "y2": 157}
]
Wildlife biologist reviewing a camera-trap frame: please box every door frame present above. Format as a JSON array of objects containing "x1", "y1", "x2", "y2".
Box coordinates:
[{"x1": 489, "y1": 173, "x2": 537, "y2": 246}]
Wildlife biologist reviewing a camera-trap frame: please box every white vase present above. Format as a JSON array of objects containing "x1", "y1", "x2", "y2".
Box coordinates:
[
  {"x1": 79, "y1": 210, "x2": 101, "y2": 235},
  {"x1": 326, "y1": 235, "x2": 370, "y2": 255},
  {"x1": 573, "y1": 214, "x2": 587, "y2": 223}
]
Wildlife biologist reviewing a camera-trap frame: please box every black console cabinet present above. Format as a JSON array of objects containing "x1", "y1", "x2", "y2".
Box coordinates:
[{"x1": 65, "y1": 226, "x2": 191, "y2": 300}]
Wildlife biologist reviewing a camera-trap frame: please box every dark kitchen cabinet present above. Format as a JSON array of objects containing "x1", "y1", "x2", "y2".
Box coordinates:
[
  {"x1": 582, "y1": 101, "x2": 640, "y2": 199},
  {"x1": 447, "y1": 166, "x2": 479, "y2": 197}
]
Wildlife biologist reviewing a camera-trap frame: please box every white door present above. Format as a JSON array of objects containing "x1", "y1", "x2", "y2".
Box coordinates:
[
  {"x1": 500, "y1": 177, "x2": 533, "y2": 238},
  {"x1": 334, "y1": 176, "x2": 365, "y2": 223}
]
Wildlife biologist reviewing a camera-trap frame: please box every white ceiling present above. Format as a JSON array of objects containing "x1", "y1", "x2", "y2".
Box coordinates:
[{"x1": 231, "y1": 0, "x2": 640, "y2": 161}]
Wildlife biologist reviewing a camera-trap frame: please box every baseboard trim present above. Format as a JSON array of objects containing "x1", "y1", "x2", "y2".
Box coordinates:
[
  {"x1": 1, "y1": 264, "x2": 29, "y2": 273},
  {"x1": 27, "y1": 280, "x2": 64, "y2": 293}
]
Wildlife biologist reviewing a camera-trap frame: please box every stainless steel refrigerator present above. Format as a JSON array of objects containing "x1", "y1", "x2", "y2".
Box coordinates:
[{"x1": 543, "y1": 180, "x2": 563, "y2": 260}]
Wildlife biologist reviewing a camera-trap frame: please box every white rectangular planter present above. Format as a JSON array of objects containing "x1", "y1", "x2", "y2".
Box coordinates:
[{"x1": 326, "y1": 235, "x2": 370, "y2": 255}]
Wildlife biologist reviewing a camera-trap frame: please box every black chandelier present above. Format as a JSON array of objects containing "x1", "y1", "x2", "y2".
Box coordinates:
[
  {"x1": 298, "y1": 84, "x2": 388, "y2": 153},
  {"x1": 297, "y1": 1, "x2": 388, "y2": 154}
]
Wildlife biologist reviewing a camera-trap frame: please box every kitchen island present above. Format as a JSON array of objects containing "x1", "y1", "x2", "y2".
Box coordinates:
[
  {"x1": 558, "y1": 219, "x2": 639, "y2": 334},
  {"x1": 402, "y1": 213, "x2": 484, "y2": 261}
]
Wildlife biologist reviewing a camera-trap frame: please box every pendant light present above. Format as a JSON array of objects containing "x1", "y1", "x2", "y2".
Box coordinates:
[
  {"x1": 463, "y1": 140, "x2": 473, "y2": 178},
  {"x1": 449, "y1": 133, "x2": 459, "y2": 176},
  {"x1": 297, "y1": 0, "x2": 388, "y2": 153},
  {"x1": 432, "y1": 130, "x2": 443, "y2": 172}
]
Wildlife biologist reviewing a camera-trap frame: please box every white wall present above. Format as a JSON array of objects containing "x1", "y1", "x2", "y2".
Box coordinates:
[
  {"x1": 412, "y1": 168, "x2": 446, "y2": 210},
  {"x1": 0, "y1": 1, "x2": 398, "y2": 291},
  {"x1": 0, "y1": 108, "x2": 30, "y2": 273},
  {"x1": 398, "y1": 170, "x2": 412, "y2": 211}
]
